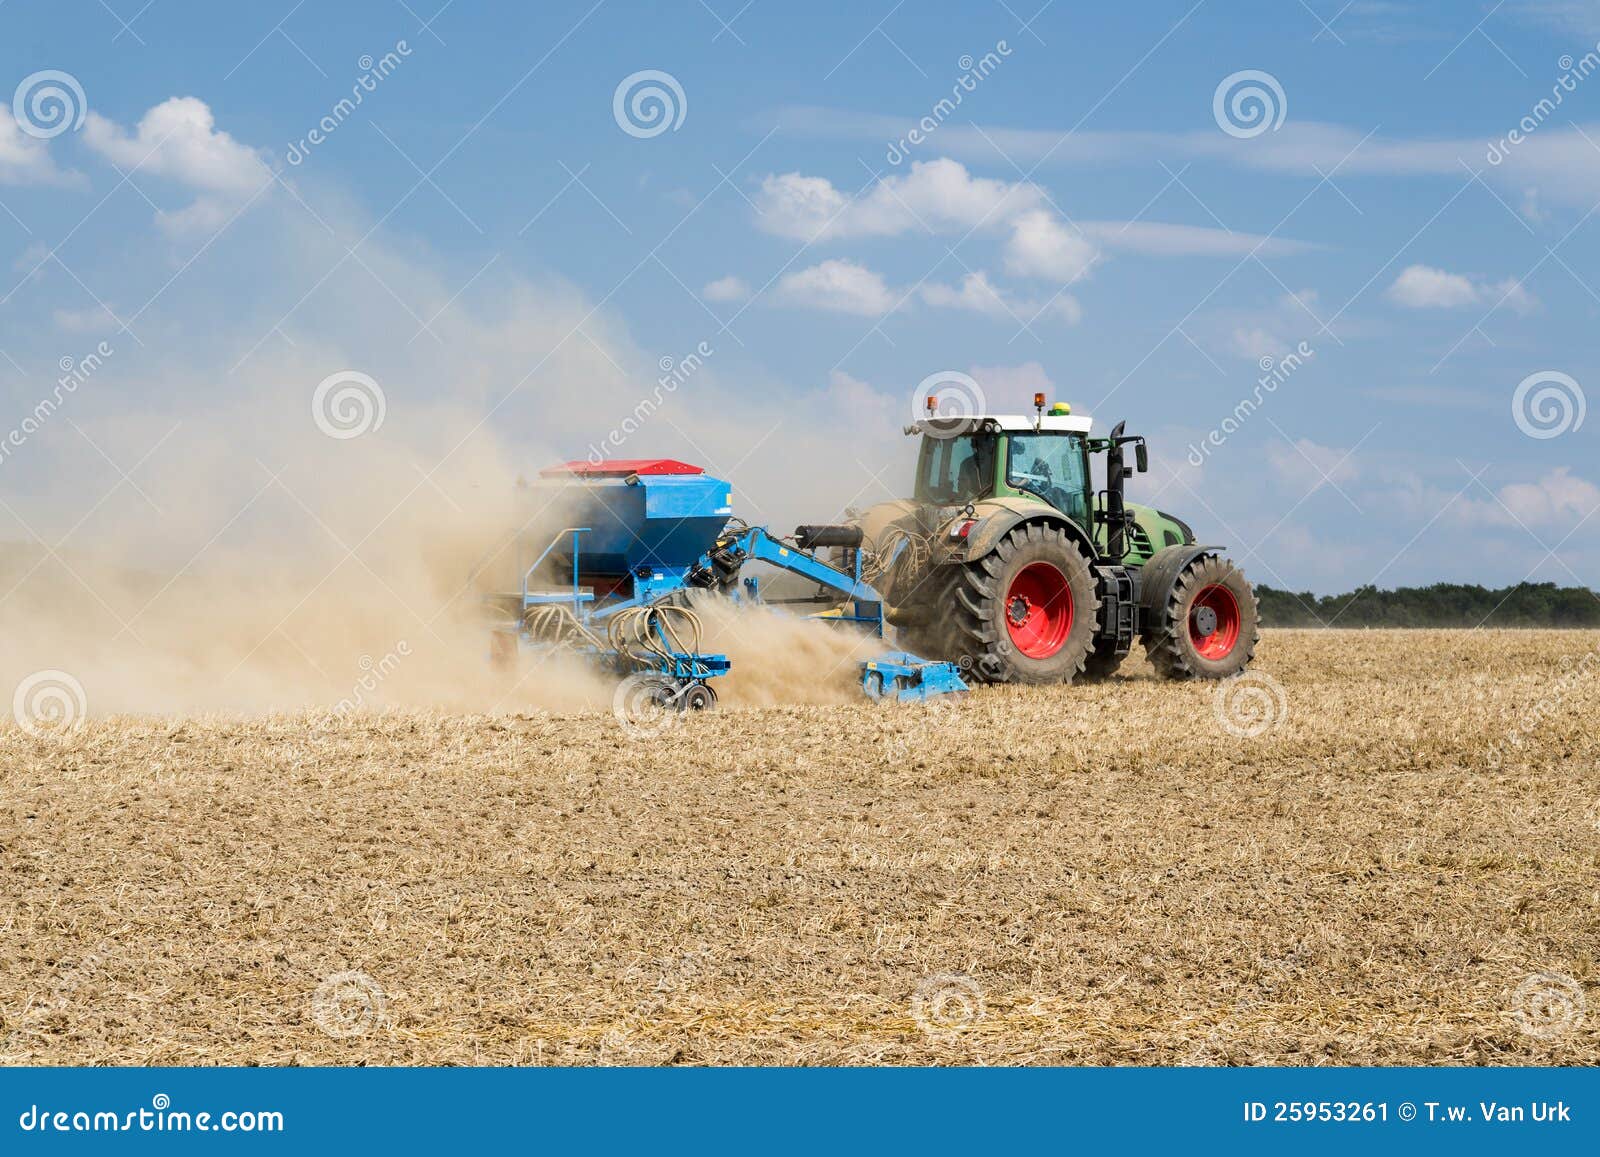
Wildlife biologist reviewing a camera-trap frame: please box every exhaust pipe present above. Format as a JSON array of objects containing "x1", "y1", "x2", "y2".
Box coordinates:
[{"x1": 1106, "y1": 420, "x2": 1127, "y2": 562}]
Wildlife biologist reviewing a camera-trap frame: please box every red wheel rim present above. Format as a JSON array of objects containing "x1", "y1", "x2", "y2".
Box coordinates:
[
  {"x1": 1189, "y1": 583, "x2": 1240, "y2": 661},
  {"x1": 1004, "y1": 562, "x2": 1073, "y2": 659}
]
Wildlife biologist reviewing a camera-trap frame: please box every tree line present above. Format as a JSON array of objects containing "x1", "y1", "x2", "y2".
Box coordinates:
[{"x1": 1256, "y1": 582, "x2": 1600, "y2": 628}]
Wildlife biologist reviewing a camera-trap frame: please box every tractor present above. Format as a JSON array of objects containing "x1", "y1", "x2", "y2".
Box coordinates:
[{"x1": 851, "y1": 393, "x2": 1259, "y2": 684}]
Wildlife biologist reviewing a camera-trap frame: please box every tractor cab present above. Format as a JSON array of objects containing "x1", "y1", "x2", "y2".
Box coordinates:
[{"x1": 910, "y1": 399, "x2": 1095, "y2": 528}]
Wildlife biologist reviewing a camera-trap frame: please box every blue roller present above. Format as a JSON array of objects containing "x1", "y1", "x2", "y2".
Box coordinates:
[{"x1": 861, "y1": 652, "x2": 970, "y2": 702}]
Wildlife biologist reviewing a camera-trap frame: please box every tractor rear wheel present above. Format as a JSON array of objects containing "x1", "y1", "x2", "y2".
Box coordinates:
[
  {"x1": 1144, "y1": 554, "x2": 1259, "y2": 680},
  {"x1": 1079, "y1": 641, "x2": 1127, "y2": 681},
  {"x1": 951, "y1": 524, "x2": 1098, "y2": 684}
]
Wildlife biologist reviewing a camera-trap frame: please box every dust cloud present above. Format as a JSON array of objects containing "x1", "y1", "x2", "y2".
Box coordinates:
[
  {"x1": 686, "y1": 594, "x2": 882, "y2": 707},
  {"x1": 0, "y1": 383, "x2": 897, "y2": 720},
  {"x1": 0, "y1": 407, "x2": 615, "y2": 716},
  {"x1": 0, "y1": 194, "x2": 918, "y2": 721}
]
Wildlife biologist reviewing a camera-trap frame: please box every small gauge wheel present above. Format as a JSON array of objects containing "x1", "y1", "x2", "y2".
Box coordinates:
[{"x1": 679, "y1": 682, "x2": 717, "y2": 712}]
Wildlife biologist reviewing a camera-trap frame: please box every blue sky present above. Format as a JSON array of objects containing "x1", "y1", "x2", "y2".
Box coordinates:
[{"x1": 2, "y1": 0, "x2": 1599, "y2": 597}]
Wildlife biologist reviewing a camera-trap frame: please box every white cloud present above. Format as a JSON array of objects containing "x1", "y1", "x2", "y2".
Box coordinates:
[
  {"x1": 1518, "y1": 1, "x2": 1600, "y2": 36},
  {"x1": 755, "y1": 159, "x2": 1100, "y2": 288},
  {"x1": 1207, "y1": 289, "x2": 1323, "y2": 361},
  {"x1": 920, "y1": 271, "x2": 1009, "y2": 315},
  {"x1": 1520, "y1": 186, "x2": 1548, "y2": 224},
  {"x1": 1003, "y1": 209, "x2": 1098, "y2": 282},
  {"x1": 1385, "y1": 264, "x2": 1539, "y2": 314},
  {"x1": 53, "y1": 304, "x2": 123, "y2": 334},
  {"x1": 751, "y1": 156, "x2": 1315, "y2": 294},
  {"x1": 770, "y1": 263, "x2": 1080, "y2": 324},
  {"x1": 1386, "y1": 264, "x2": 1479, "y2": 308},
  {"x1": 84, "y1": 97, "x2": 267, "y2": 191},
  {"x1": 1229, "y1": 326, "x2": 1286, "y2": 361},
  {"x1": 13, "y1": 240, "x2": 51, "y2": 278},
  {"x1": 0, "y1": 108, "x2": 75, "y2": 185},
  {"x1": 754, "y1": 172, "x2": 849, "y2": 239},
  {"x1": 777, "y1": 106, "x2": 1600, "y2": 211},
  {"x1": 702, "y1": 275, "x2": 750, "y2": 303},
  {"x1": 754, "y1": 158, "x2": 1044, "y2": 242},
  {"x1": 1490, "y1": 277, "x2": 1540, "y2": 314},
  {"x1": 1475, "y1": 467, "x2": 1600, "y2": 528},
  {"x1": 83, "y1": 97, "x2": 270, "y2": 235},
  {"x1": 821, "y1": 369, "x2": 899, "y2": 432},
  {"x1": 921, "y1": 270, "x2": 1081, "y2": 324},
  {"x1": 1080, "y1": 220, "x2": 1313, "y2": 258},
  {"x1": 1267, "y1": 437, "x2": 1357, "y2": 492},
  {"x1": 772, "y1": 259, "x2": 896, "y2": 315}
]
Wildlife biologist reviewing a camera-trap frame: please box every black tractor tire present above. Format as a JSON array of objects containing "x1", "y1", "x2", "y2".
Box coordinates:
[
  {"x1": 1144, "y1": 554, "x2": 1259, "y2": 680},
  {"x1": 950, "y1": 523, "x2": 1099, "y2": 684},
  {"x1": 1079, "y1": 641, "x2": 1127, "y2": 681}
]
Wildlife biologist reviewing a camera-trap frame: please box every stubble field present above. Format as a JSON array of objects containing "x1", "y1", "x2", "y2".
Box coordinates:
[{"x1": 2, "y1": 629, "x2": 1597, "y2": 1066}]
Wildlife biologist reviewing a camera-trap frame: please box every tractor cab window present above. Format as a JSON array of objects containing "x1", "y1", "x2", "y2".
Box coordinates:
[
  {"x1": 916, "y1": 434, "x2": 995, "y2": 505},
  {"x1": 1006, "y1": 433, "x2": 1089, "y2": 525}
]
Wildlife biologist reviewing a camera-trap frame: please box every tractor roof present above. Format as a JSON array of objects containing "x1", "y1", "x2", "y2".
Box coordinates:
[
  {"x1": 984, "y1": 413, "x2": 1093, "y2": 433},
  {"x1": 910, "y1": 414, "x2": 1094, "y2": 435}
]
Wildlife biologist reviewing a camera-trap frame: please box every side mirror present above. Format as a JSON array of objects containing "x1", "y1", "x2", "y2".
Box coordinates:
[{"x1": 1135, "y1": 441, "x2": 1149, "y2": 473}]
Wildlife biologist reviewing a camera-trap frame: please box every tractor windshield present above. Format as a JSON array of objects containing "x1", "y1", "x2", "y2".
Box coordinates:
[
  {"x1": 915, "y1": 433, "x2": 996, "y2": 505},
  {"x1": 1006, "y1": 432, "x2": 1090, "y2": 525}
]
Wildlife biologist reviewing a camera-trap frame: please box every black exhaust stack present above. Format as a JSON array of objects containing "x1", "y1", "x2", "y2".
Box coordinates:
[{"x1": 1106, "y1": 420, "x2": 1127, "y2": 562}]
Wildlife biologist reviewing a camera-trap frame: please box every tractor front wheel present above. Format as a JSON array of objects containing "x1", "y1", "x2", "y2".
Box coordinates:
[
  {"x1": 1144, "y1": 554, "x2": 1259, "y2": 679},
  {"x1": 952, "y1": 524, "x2": 1098, "y2": 684}
]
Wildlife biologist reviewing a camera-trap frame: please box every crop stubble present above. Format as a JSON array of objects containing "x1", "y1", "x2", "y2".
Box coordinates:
[{"x1": 1, "y1": 629, "x2": 1597, "y2": 1065}]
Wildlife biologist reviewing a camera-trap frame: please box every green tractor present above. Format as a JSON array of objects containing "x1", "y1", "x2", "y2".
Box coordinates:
[{"x1": 852, "y1": 395, "x2": 1258, "y2": 684}]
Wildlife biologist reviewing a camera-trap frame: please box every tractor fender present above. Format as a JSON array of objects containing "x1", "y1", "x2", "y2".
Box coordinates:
[
  {"x1": 950, "y1": 500, "x2": 1098, "y2": 565},
  {"x1": 1137, "y1": 543, "x2": 1222, "y2": 614}
]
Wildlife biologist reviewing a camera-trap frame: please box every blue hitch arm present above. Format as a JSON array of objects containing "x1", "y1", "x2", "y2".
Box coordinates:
[{"x1": 721, "y1": 527, "x2": 885, "y2": 604}]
